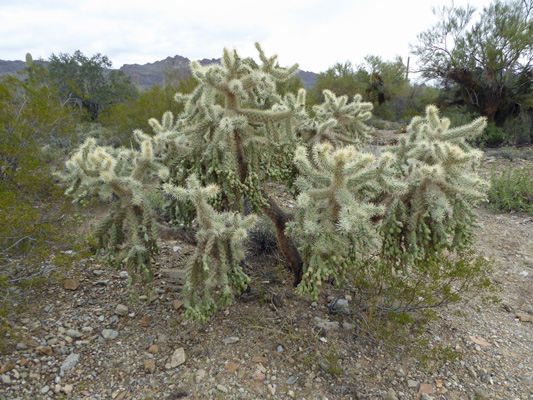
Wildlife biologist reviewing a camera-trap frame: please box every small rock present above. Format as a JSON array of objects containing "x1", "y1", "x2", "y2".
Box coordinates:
[
  {"x1": 407, "y1": 379, "x2": 419, "y2": 388},
  {"x1": 253, "y1": 370, "x2": 266, "y2": 382},
  {"x1": 15, "y1": 342, "x2": 28, "y2": 351},
  {"x1": 60, "y1": 353, "x2": 80, "y2": 375},
  {"x1": 216, "y1": 384, "x2": 228, "y2": 393},
  {"x1": 396, "y1": 368, "x2": 406, "y2": 377},
  {"x1": 328, "y1": 298, "x2": 350, "y2": 313},
  {"x1": 41, "y1": 385, "x2": 50, "y2": 394},
  {"x1": 54, "y1": 384, "x2": 62, "y2": 394},
  {"x1": 173, "y1": 300, "x2": 184, "y2": 310},
  {"x1": 173, "y1": 246, "x2": 182, "y2": 252},
  {"x1": 115, "y1": 304, "x2": 128, "y2": 316},
  {"x1": 144, "y1": 359, "x2": 156, "y2": 373},
  {"x1": 224, "y1": 362, "x2": 239, "y2": 373},
  {"x1": 252, "y1": 355, "x2": 267, "y2": 363},
  {"x1": 469, "y1": 336, "x2": 491, "y2": 346},
  {"x1": 385, "y1": 388, "x2": 398, "y2": 400},
  {"x1": 277, "y1": 345, "x2": 284, "y2": 353},
  {"x1": 286, "y1": 375, "x2": 298, "y2": 385},
  {"x1": 38, "y1": 346, "x2": 53, "y2": 356},
  {"x1": 418, "y1": 383, "x2": 435, "y2": 396},
  {"x1": 66, "y1": 329, "x2": 83, "y2": 339},
  {"x1": 93, "y1": 269, "x2": 105, "y2": 276},
  {"x1": 170, "y1": 347, "x2": 186, "y2": 368},
  {"x1": 160, "y1": 268, "x2": 186, "y2": 282},
  {"x1": 102, "y1": 329, "x2": 119, "y2": 340},
  {"x1": 62, "y1": 384, "x2": 74, "y2": 394},
  {"x1": 44, "y1": 305, "x2": 54, "y2": 313},
  {"x1": 118, "y1": 271, "x2": 130, "y2": 279},
  {"x1": 1, "y1": 374, "x2": 11, "y2": 384},
  {"x1": 64, "y1": 279, "x2": 79, "y2": 291},
  {"x1": 196, "y1": 369, "x2": 206, "y2": 383},
  {"x1": 149, "y1": 344, "x2": 159, "y2": 354},
  {"x1": 222, "y1": 336, "x2": 239, "y2": 345},
  {"x1": 140, "y1": 315, "x2": 151, "y2": 328},
  {"x1": 314, "y1": 317, "x2": 339, "y2": 331},
  {"x1": 473, "y1": 389, "x2": 489, "y2": 400},
  {"x1": 516, "y1": 312, "x2": 533, "y2": 322},
  {"x1": 0, "y1": 362, "x2": 14, "y2": 374}
]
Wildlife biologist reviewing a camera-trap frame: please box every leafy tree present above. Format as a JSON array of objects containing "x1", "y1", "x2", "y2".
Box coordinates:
[
  {"x1": 313, "y1": 61, "x2": 367, "y2": 103},
  {"x1": 48, "y1": 50, "x2": 137, "y2": 120},
  {"x1": 98, "y1": 75, "x2": 198, "y2": 146},
  {"x1": 362, "y1": 55, "x2": 409, "y2": 106},
  {"x1": 411, "y1": 0, "x2": 533, "y2": 142}
]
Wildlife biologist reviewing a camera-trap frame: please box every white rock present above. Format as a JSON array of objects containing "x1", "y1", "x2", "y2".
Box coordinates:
[
  {"x1": 115, "y1": 304, "x2": 128, "y2": 315},
  {"x1": 60, "y1": 353, "x2": 80, "y2": 375},
  {"x1": 62, "y1": 384, "x2": 74, "y2": 394},
  {"x1": 102, "y1": 329, "x2": 119, "y2": 340},
  {"x1": 170, "y1": 347, "x2": 186, "y2": 367}
]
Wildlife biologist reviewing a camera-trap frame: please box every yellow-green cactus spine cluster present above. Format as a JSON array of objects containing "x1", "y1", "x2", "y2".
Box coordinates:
[
  {"x1": 301, "y1": 90, "x2": 374, "y2": 148},
  {"x1": 382, "y1": 105, "x2": 488, "y2": 268},
  {"x1": 164, "y1": 175, "x2": 256, "y2": 321}
]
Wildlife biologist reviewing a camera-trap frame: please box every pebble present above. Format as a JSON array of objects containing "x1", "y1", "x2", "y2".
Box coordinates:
[
  {"x1": 60, "y1": 353, "x2": 80, "y2": 375},
  {"x1": 119, "y1": 271, "x2": 130, "y2": 279},
  {"x1": 216, "y1": 384, "x2": 228, "y2": 393},
  {"x1": 286, "y1": 375, "x2": 298, "y2": 385},
  {"x1": 1, "y1": 375, "x2": 11, "y2": 385},
  {"x1": 115, "y1": 304, "x2": 129, "y2": 316},
  {"x1": 169, "y1": 348, "x2": 186, "y2": 368},
  {"x1": 149, "y1": 345, "x2": 159, "y2": 354},
  {"x1": 407, "y1": 379, "x2": 419, "y2": 388},
  {"x1": 62, "y1": 384, "x2": 74, "y2": 394},
  {"x1": 41, "y1": 385, "x2": 50, "y2": 394},
  {"x1": 101, "y1": 329, "x2": 119, "y2": 340},
  {"x1": 64, "y1": 279, "x2": 79, "y2": 291},
  {"x1": 66, "y1": 329, "x2": 83, "y2": 339},
  {"x1": 328, "y1": 298, "x2": 350, "y2": 313},
  {"x1": 222, "y1": 336, "x2": 240, "y2": 345},
  {"x1": 144, "y1": 359, "x2": 156, "y2": 373},
  {"x1": 93, "y1": 270, "x2": 105, "y2": 276}
]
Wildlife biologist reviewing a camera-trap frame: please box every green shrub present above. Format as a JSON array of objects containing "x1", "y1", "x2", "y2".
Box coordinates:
[{"x1": 488, "y1": 165, "x2": 533, "y2": 214}]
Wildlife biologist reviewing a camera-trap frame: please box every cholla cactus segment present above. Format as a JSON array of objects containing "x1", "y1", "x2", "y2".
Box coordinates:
[
  {"x1": 382, "y1": 105, "x2": 488, "y2": 268},
  {"x1": 164, "y1": 175, "x2": 257, "y2": 321},
  {"x1": 305, "y1": 90, "x2": 374, "y2": 148}
]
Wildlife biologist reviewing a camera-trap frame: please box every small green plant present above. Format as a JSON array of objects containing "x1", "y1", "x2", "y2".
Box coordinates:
[{"x1": 488, "y1": 165, "x2": 533, "y2": 214}]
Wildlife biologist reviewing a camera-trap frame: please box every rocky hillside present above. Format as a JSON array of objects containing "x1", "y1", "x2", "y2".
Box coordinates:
[{"x1": 0, "y1": 55, "x2": 317, "y2": 90}]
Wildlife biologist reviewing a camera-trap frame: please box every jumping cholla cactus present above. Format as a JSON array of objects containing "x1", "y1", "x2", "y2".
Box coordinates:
[
  {"x1": 62, "y1": 44, "x2": 491, "y2": 321},
  {"x1": 163, "y1": 175, "x2": 257, "y2": 321},
  {"x1": 63, "y1": 137, "x2": 160, "y2": 279},
  {"x1": 382, "y1": 105, "x2": 488, "y2": 267},
  {"x1": 288, "y1": 143, "x2": 404, "y2": 298}
]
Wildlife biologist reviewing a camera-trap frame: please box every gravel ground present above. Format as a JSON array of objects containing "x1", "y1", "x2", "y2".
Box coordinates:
[{"x1": 1, "y1": 151, "x2": 532, "y2": 400}]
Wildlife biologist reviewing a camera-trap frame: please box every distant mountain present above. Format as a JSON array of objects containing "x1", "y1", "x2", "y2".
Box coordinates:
[{"x1": 0, "y1": 54, "x2": 317, "y2": 90}]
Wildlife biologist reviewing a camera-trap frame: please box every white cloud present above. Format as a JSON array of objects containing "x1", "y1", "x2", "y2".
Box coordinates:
[{"x1": 1, "y1": 0, "x2": 497, "y2": 72}]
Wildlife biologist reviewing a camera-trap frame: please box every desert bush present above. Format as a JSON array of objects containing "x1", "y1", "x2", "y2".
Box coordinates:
[
  {"x1": 62, "y1": 44, "x2": 493, "y2": 323},
  {"x1": 488, "y1": 165, "x2": 533, "y2": 215},
  {"x1": 0, "y1": 63, "x2": 86, "y2": 350}
]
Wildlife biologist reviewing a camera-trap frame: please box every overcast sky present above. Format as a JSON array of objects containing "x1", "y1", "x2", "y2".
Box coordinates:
[{"x1": 1, "y1": 0, "x2": 495, "y2": 73}]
